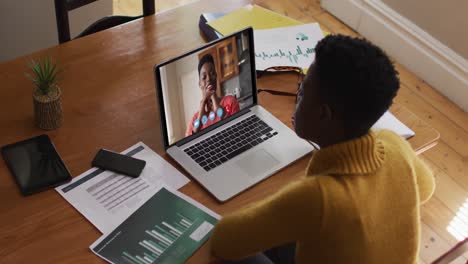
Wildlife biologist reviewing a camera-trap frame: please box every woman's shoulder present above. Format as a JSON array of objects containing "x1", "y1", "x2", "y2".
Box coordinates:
[{"x1": 221, "y1": 95, "x2": 239, "y2": 105}]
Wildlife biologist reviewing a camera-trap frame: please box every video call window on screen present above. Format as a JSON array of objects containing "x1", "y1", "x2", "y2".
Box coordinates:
[{"x1": 159, "y1": 32, "x2": 253, "y2": 145}]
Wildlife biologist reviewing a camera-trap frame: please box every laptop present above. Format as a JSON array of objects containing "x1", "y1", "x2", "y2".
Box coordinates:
[{"x1": 154, "y1": 27, "x2": 313, "y2": 201}]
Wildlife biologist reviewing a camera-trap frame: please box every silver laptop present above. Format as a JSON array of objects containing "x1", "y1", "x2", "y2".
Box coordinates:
[{"x1": 154, "y1": 28, "x2": 313, "y2": 201}]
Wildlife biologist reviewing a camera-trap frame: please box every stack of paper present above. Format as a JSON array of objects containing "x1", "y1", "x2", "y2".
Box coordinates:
[
  {"x1": 56, "y1": 142, "x2": 190, "y2": 233},
  {"x1": 57, "y1": 142, "x2": 222, "y2": 263}
]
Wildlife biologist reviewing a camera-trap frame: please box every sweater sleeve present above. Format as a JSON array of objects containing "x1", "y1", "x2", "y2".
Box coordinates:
[
  {"x1": 378, "y1": 129, "x2": 435, "y2": 205},
  {"x1": 211, "y1": 178, "x2": 323, "y2": 261},
  {"x1": 413, "y1": 156, "x2": 435, "y2": 204}
]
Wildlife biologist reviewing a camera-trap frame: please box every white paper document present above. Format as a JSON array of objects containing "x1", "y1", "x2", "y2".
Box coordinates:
[
  {"x1": 56, "y1": 142, "x2": 190, "y2": 234},
  {"x1": 254, "y1": 23, "x2": 324, "y2": 71},
  {"x1": 372, "y1": 111, "x2": 415, "y2": 139}
]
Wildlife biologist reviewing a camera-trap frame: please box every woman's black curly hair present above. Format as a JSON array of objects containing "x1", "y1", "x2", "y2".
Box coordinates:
[
  {"x1": 314, "y1": 34, "x2": 400, "y2": 136},
  {"x1": 198, "y1": 54, "x2": 215, "y2": 75}
]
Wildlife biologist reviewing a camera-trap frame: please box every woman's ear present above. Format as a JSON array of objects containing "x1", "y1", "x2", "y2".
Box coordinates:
[{"x1": 319, "y1": 104, "x2": 333, "y2": 121}]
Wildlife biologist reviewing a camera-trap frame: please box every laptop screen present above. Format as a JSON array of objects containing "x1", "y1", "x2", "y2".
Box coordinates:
[{"x1": 156, "y1": 29, "x2": 256, "y2": 146}]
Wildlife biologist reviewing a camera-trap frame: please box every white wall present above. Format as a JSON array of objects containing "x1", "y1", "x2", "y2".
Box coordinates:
[
  {"x1": 175, "y1": 54, "x2": 201, "y2": 130},
  {"x1": 382, "y1": 0, "x2": 468, "y2": 60},
  {"x1": 160, "y1": 54, "x2": 200, "y2": 144},
  {"x1": 0, "y1": 0, "x2": 112, "y2": 63},
  {"x1": 321, "y1": 0, "x2": 468, "y2": 112},
  {"x1": 161, "y1": 63, "x2": 185, "y2": 144}
]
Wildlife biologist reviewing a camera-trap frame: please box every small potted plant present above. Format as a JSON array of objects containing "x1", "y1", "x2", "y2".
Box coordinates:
[{"x1": 27, "y1": 56, "x2": 64, "y2": 130}]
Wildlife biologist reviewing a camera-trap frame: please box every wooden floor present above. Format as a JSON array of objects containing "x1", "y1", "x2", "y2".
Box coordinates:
[{"x1": 114, "y1": 1, "x2": 468, "y2": 263}]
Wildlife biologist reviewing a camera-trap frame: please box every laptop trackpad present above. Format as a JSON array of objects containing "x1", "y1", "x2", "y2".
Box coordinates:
[{"x1": 236, "y1": 149, "x2": 279, "y2": 178}]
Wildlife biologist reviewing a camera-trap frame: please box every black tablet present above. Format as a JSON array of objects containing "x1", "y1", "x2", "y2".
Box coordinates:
[{"x1": 1, "y1": 134, "x2": 72, "y2": 196}]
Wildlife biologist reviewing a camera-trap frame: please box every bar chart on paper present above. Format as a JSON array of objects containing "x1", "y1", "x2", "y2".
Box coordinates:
[
  {"x1": 127, "y1": 213, "x2": 196, "y2": 263},
  {"x1": 91, "y1": 187, "x2": 219, "y2": 264}
]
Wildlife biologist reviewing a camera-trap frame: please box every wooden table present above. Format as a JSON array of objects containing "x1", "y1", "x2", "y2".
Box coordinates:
[{"x1": 0, "y1": 0, "x2": 439, "y2": 263}]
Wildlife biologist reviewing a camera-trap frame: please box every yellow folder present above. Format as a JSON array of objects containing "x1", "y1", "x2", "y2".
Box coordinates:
[{"x1": 207, "y1": 4, "x2": 303, "y2": 36}]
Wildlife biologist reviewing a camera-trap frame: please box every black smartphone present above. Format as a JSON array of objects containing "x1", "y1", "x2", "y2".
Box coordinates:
[{"x1": 92, "y1": 149, "x2": 146, "y2": 178}]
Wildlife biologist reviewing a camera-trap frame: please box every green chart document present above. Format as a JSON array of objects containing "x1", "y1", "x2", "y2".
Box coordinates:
[{"x1": 91, "y1": 186, "x2": 220, "y2": 264}]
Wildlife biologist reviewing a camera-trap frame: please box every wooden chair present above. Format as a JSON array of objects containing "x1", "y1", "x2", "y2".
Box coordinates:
[{"x1": 54, "y1": 0, "x2": 155, "y2": 44}]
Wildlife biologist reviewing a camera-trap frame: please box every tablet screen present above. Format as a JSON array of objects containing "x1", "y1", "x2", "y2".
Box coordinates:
[{"x1": 1, "y1": 135, "x2": 71, "y2": 195}]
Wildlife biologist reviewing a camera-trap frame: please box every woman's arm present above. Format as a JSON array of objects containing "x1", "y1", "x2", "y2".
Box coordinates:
[
  {"x1": 413, "y1": 156, "x2": 435, "y2": 204},
  {"x1": 192, "y1": 99, "x2": 208, "y2": 134},
  {"x1": 210, "y1": 94, "x2": 222, "y2": 117},
  {"x1": 211, "y1": 179, "x2": 323, "y2": 261},
  {"x1": 192, "y1": 85, "x2": 214, "y2": 134}
]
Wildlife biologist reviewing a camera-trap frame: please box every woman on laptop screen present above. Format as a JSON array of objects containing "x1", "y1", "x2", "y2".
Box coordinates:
[{"x1": 185, "y1": 54, "x2": 240, "y2": 136}]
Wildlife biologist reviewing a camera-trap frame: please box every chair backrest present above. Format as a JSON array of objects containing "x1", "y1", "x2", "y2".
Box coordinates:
[{"x1": 54, "y1": 0, "x2": 155, "y2": 44}]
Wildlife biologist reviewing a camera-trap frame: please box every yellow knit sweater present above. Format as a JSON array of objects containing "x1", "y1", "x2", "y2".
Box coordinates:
[{"x1": 211, "y1": 130, "x2": 435, "y2": 264}]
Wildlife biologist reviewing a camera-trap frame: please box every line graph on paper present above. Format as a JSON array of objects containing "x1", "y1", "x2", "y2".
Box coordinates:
[
  {"x1": 255, "y1": 46, "x2": 315, "y2": 65},
  {"x1": 253, "y1": 23, "x2": 325, "y2": 70}
]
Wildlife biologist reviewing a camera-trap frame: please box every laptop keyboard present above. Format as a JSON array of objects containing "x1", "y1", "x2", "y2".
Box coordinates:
[{"x1": 184, "y1": 115, "x2": 278, "y2": 172}]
